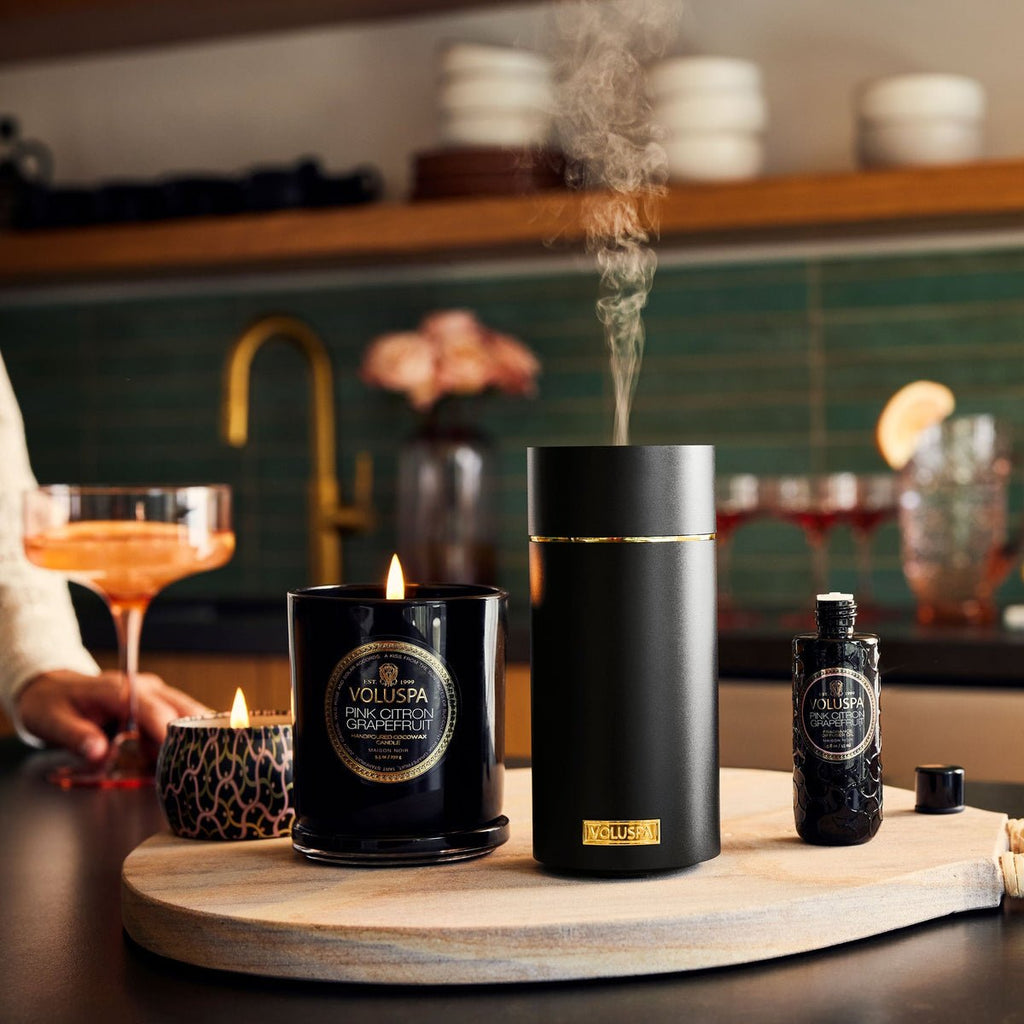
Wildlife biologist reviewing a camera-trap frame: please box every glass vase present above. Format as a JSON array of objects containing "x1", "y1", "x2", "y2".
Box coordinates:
[{"x1": 396, "y1": 413, "x2": 497, "y2": 585}]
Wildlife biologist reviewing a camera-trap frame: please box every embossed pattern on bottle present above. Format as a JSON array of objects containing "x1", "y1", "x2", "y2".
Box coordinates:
[{"x1": 793, "y1": 593, "x2": 882, "y2": 846}]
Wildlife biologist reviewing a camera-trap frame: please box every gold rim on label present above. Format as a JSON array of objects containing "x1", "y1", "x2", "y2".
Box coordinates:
[
  {"x1": 529, "y1": 534, "x2": 715, "y2": 544},
  {"x1": 324, "y1": 639, "x2": 457, "y2": 784}
]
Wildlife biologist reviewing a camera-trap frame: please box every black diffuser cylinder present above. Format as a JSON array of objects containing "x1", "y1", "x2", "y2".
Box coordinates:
[{"x1": 528, "y1": 445, "x2": 719, "y2": 874}]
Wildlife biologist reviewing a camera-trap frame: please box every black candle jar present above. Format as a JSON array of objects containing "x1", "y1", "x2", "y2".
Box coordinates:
[
  {"x1": 288, "y1": 583, "x2": 509, "y2": 865},
  {"x1": 528, "y1": 444, "x2": 720, "y2": 874}
]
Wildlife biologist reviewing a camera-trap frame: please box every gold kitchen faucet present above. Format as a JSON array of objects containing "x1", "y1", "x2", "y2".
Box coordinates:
[{"x1": 222, "y1": 314, "x2": 373, "y2": 585}]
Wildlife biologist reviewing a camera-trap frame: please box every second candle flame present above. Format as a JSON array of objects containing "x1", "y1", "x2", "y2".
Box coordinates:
[
  {"x1": 229, "y1": 686, "x2": 250, "y2": 729},
  {"x1": 386, "y1": 553, "x2": 405, "y2": 600}
]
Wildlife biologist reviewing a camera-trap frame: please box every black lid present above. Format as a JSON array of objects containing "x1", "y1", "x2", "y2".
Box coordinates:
[
  {"x1": 915, "y1": 764, "x2": 965, "y2": 814},
  {"x1": 527, "y1": 445, "x2": 715, "y2": 537},
  {"x1": 815, "y1": 592, "x2": 857, "y2": 637}
]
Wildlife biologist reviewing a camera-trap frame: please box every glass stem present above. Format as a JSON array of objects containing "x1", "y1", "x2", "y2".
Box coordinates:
[
  {"x1": 718, "y1": 535, "x2": 734, "y2": 608},
  {"x1": 807, "y1": 530, "x2": 829, "y2": 595},
  {"x1": 853, "y1": 528, "x2": 875, "y2": 604},
  {"x1": 110, "y1": 601, "x2": 147, "y2": 739}
]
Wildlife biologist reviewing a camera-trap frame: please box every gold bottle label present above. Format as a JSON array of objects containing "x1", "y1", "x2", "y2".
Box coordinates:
[
  {"x1": 799, "y1": 667, "x2": 877, "y2": 763},
  {"x1": 581, "y1": 819, "x2": 661, "y2": 846}
]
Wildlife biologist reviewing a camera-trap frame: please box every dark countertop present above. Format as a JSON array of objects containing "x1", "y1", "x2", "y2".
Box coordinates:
[
  {"x1": 3, "y1": 738, "x2": 1024, "y2": 1024},
  {"x1": 718, "y1": 609, "x2": 1024, "y2": 686},
  {"x1": 75, "y1": 594, "x2": 1024, "y2": 687}
]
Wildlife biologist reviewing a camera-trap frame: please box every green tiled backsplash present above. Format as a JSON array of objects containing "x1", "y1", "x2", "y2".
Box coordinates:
[{"x1": 4, "y1": 244, "x2": 1024, "y2": 641}]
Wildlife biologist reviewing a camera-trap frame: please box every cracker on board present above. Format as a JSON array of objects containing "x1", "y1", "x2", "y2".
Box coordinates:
[
  {"x1": 1008, "y1": 818, "x2": 1024, "y2": 855},
  {"x1": 1000, "y1": 853, "x2": 1020, "y2": 898}
]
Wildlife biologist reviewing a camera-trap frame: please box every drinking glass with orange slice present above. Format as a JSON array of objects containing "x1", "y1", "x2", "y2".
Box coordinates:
[
  {"x1": 878, "y1": 382, "x2": 1015, "y2": 625},
  {"x1": 876, "y1": 380, "x2": 956, "y2": 471}
]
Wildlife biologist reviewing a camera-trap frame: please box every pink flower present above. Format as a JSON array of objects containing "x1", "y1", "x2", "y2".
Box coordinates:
[
  {"x1": 488, "y1": 332, "x2": 541, "y2": 397},
  {"x1": 421, "y1": 309, "x2": 481, "y2": 339},
  {"x1": 426, "y1": 312, "x2": 494, "y2": 396},
  {"x1": 360, "y1": 309, "x2": 540, "y2": 411},
  {"x1": 359, "y1": 331, "x2": 440, "y2": 411}
]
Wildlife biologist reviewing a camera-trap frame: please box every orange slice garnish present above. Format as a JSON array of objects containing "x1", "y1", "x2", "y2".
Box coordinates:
[{"x1": 876, "y1": 380, "x2": 955, "y2": 469}]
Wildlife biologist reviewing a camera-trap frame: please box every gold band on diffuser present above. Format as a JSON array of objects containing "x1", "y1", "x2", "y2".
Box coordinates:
[{"x1": 529, "y1": 533, "x2": 716, "y2": 544}]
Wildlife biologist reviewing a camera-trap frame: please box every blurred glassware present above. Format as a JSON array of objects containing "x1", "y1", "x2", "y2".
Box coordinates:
[
  {"x1": 361, "y1": 309, "x2": 539, "y2": 585},
  {"x1": 899, "y1": 414, "x2": 1014, "y2": 626},
  {"x1": 398, "y1": 419, "x2": 496, "y2": 585},
  {"x1": 842, "y1": 473, "x2": 899, "y2": 609},
  {"x1": 0, "y1": 114, "x2": 53, "y2": 229},
  {"x1": 715, "y1": 473, "x2": 768, "y2": 615},
  {"x1": 774, "y1": 473, "x2": 858, "y2": 595}
]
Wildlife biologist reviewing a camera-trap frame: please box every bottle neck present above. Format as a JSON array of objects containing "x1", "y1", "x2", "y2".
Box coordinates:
[
  {"x1": 817, "y1": 620, "x2": 855, "y2": 638},
  {"x1": 815, "y1": 598, "x2": 857, "y2": 638}
]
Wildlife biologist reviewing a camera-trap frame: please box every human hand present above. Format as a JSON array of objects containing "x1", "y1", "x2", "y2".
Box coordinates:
[{"x1": 16, "y1": 670, "x2": 212, "y2": 763}]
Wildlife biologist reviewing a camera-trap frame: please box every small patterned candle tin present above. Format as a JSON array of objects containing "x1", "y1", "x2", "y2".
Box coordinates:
[{"x1": 157, "y1": 712, "x2": 294, "y2": 840}]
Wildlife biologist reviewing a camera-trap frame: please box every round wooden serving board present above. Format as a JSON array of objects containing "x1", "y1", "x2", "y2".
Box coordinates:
[{"x1": 121, "y1": 767, "x2": 1007, "y2": 984}]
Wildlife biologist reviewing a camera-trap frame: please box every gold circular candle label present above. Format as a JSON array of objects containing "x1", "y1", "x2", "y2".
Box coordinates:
[{"x1": 324, "y1": 639, "x2": 458, "y2": 783}]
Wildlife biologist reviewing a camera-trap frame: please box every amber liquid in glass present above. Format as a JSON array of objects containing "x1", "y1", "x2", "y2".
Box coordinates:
[
  {"x1": 22, "y1": 486, "x2": 234, "y2": 788},
  {"x1": 24, "y1": 521, "x2": 235, "y2": 606}
]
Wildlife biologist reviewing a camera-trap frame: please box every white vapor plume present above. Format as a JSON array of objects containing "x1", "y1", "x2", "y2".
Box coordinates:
[{"x1": 551, "y1": 0, "x2": 679, "y2": 445}]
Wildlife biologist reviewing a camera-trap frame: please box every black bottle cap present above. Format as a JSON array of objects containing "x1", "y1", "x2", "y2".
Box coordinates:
[
  {"x1": 915, "y1": 764, "x2": 965, "y2": 814},
  {"x1": 815, "y1": 591, "x2": 857, "y2": 637}
]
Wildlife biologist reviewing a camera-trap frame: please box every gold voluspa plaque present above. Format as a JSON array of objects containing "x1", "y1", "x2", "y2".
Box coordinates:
[{"x1": 582, "y1": 818, "x2": 661, "y2": 846}]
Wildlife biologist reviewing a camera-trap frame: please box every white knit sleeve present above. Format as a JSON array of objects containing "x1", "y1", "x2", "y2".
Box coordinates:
[{"x1": 0, "y1": 352, "x2": 100, "y2": 746}]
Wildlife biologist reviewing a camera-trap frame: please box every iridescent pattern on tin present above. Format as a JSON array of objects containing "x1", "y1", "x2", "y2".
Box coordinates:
[{"x1": 157, "y1": 716, "x2": 294, "y2": 840}]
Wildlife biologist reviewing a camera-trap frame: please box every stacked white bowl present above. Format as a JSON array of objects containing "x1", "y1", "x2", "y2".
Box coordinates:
[
  {"x1": 647, "y1": 56, "x2": 767, "y2": 182},
  {"x1": 437, "y1": 42, "x2": 555, "y2": 149},
  {"x1": 855, "y1": 73, "x2": 986, "y2": 169}
]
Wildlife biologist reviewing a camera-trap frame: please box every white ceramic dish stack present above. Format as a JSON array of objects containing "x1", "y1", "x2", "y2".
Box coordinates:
[
  {"x1": 647, "y1": 56, "x2": 767, "y2": 183},
  {"x1": 855, "y1": 73, "x2": 986, "y2": 169},
  {"x1": 437, "y1": 42, "x2": 554, "y2": 149}
]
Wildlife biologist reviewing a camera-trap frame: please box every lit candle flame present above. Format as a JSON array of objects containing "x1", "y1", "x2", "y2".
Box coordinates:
[
  {"x1": 386, "y1": 553, "x2": 405, "y2": 600},
  {"x1": 229, "y1": 686, "x2": 250, "y2": 729}
]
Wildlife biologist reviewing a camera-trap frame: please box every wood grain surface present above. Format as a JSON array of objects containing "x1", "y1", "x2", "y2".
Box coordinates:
[{"x1": 121, "y1": 767, "x2": 1007, "y2": 985}]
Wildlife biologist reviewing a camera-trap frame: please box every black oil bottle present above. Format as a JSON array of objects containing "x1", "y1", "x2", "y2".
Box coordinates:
[{"x1": 793, "y1": 592, "x2": 881, "y2": 845}]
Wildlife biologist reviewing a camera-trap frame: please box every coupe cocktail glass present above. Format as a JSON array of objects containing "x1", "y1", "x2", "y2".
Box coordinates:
[
  {"x1": 715, "y1": 473, "x2": 769, "y2": 620},
  {"x1": 774, "y1": 473, "x2": 857, "y2": 595},
  {"x1": 23, "y1": 485, "x2": 234, "y2": 788},
  {"x1": 843, "y1": 473, "x2": 898, "y2": 609}
]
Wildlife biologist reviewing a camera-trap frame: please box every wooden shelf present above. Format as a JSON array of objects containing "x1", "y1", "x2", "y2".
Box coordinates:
[{"x1": 4, "y1": 159, "x2": 1024, "y2": 286}]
